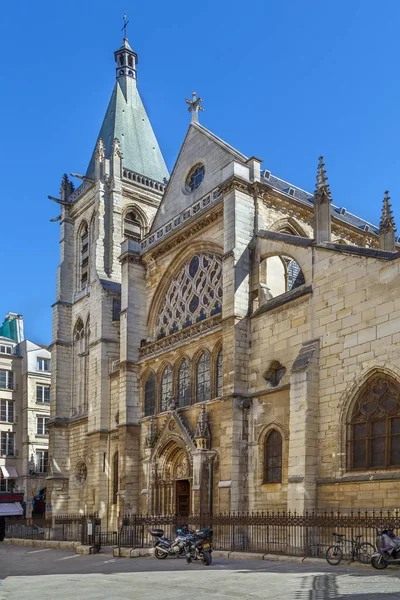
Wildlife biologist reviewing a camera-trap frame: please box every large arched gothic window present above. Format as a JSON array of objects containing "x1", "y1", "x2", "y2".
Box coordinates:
[
  {"x1": 123, "y1": 211, "x2": 142, "y2": 241},
  {"x1": 144, "y1": 372, "x2": 156, "y2": 417},
  {"x1": 348, "y1": 375, "x2": 400, "y2": 470},
  {"x1": 72, "y1": 318, "x2": 86, "y2": 415},
  {"x1": 155, "y1": 253, "x2": 222, "y2": 339},
  {"x1": 264, "y1": 430, "x2": 282, "y2": 483},
  {"x1": 160, "y1": 366, "x2": 173, "y2": 412},
  {"x1": 178, "y1": 360, "x2": 191, "y2": 407},
  {"x1": 196, "y1": 352, "x2": 210, "y2": 403},
  {"x1": 216, "y1": 349, "x2": 223, "y2": 398},
  {"x1": 79, "y1": 222, "x2": 89, "y2": 288}
]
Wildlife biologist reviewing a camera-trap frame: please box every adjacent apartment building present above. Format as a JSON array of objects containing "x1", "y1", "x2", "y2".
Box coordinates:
[{"x1": 0, "y1": 313, "x2": 50, "y2": 517}]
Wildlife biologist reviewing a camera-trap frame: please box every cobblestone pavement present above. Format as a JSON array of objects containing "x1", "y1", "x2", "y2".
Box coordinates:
[{"x1": 1, "y1": 546, "x2": 400, "y2": 599}]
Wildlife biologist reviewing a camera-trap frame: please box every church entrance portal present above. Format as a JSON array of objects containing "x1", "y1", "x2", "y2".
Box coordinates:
[
  {"x1": 176, "y1": 479, "x2": 190, "y2": 516},
  {"x1": 152, "y1": 441, "x2": 192, "y2": 515}
]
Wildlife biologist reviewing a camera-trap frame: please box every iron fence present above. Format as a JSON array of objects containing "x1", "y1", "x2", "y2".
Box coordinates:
[
  {"x1": 5, "y1": 513, "x2": 98, "y2": 544},
  {"x1": 114, "y1": 510, "x2": 400, "y2": 557},
  {"x1": 7, "y1": 510, "x2": 400, "y2": 558}
]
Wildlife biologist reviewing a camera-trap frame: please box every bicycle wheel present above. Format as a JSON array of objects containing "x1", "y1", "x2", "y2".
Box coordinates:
[
  {"x1": 356, "y1": 542, "x2": 375, "y2": 564},
  {"x1": 326, "y1": 545, "x2": 343, "y2": 565}
]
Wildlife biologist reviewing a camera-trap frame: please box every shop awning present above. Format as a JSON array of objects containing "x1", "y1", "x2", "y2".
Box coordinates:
[
  {"x1": 0, "y1": 502, "x2": 23, "y2": 516},
  {"x1": 0, "y1": 466, "x2": 18, "y2": 479}
]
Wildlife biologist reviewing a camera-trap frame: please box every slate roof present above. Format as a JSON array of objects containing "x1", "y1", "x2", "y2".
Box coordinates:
[
  {"x1": 261, "y1": 171, "x2": 381, "y2": 237},
  {"x1": 86, "y1": 76, "x2": 169, "y2": 184}
]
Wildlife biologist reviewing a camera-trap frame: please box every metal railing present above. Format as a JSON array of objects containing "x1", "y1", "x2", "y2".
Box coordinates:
[
  {"x1": 113, "y1": 511, "x2": 399, "y2": 557},
  {"x1": 5, "y1": 514, "x2": 98, "y2": 544}
]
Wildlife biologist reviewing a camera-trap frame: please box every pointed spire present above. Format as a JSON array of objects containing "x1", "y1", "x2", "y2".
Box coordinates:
[
  {"x1": 194, "y1": 404, "x2": 211, "y2": 450},
  {"x1": 185, "y1": 92, "x2": 204, "y2": 123},
  {"x1": 313, "y1": 156, "x2": 332, "y2": 243},
  {"x1": 379, "y1": 190, "x2": 396, "y2": 251},
  {"x1": 314, "y1": 156, "x2": 332, "y2": 204},
  {"x1": 59, "y1": 173, "x2": 74, "y2": 202},
  {"x1": 380, "y1": 190, "x2": 396, "y2": 233}
]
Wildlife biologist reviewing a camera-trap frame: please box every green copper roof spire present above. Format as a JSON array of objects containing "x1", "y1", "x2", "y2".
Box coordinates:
[{"x1": 86, "y1": 27, "x2": 169, "y2": 183}]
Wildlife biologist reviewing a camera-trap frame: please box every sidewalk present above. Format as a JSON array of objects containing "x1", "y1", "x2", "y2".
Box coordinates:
[{"x1": 3, "y1": 537, "x2": 373, "y2": 567}]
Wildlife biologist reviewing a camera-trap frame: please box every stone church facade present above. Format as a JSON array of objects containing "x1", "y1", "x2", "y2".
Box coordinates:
[{"x1": 47, "y1": 35, "x2": 400, "y2": 526}]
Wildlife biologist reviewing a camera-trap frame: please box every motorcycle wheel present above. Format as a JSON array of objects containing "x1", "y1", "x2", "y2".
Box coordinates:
[
  {"x1": 186, "y1": 556, "x2": 192, "y2": 564},
  {"x1": 155, "y1": 547, "x2": 168, "y2": 560},
  {"x1": 371, "y1": 555, "x2": 388, "y2": 570},
  {"x1": 202, "y1": 551, "x2": 212, "y2": 566}
]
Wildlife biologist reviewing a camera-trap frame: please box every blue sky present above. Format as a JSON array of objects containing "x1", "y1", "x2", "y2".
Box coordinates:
[{"x1": 1, "y1": 0, "x2": 400, "y2": 344}]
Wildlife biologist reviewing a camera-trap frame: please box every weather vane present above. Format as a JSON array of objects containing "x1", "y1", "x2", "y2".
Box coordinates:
[{"x1": 121, "y1": 12, "x2": 129, "y2": 39}]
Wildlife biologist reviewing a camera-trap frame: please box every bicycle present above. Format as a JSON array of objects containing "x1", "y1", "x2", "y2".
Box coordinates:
[{"x1": 325, "y1": 532, "x2": 375, "y2": 565}]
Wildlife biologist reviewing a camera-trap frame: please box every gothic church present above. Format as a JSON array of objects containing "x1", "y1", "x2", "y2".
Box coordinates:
[{"x1": 48, "y1": 34, "x2": 400, "y2": 526}]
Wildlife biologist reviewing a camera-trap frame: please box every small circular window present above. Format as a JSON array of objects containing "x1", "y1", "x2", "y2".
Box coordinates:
[{"x1": 186, "y1": 164, "x2": 205, "y2": 192}]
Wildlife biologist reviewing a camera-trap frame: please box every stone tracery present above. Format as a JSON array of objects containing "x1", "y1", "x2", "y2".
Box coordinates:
[{"x1": 155, "y1": 253, "x2": 222, "y2": 339}]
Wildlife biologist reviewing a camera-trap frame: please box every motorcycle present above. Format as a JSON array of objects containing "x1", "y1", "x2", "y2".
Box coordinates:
[
  {"x1": 149, "y1": 526, "x2": 193, "y2": 560},
  {"x1": 371, "y1": 528, "x2": 400, "y2": 569},
  {"x1": 183, "y1": 528, "x2": 213, "y2": 566}
]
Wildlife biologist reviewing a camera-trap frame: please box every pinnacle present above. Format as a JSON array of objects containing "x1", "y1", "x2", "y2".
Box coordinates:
[
  {"x1": 380, "y1": 190, "x2": 396, "y2": 233},
  {"x1": 314, "y1": 156, "x2": 332, "y2": 204}
]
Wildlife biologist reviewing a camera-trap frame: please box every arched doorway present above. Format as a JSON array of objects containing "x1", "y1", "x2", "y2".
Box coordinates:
[{"x1": 152, "y1": 441, "x2": 192, "y2": 515}]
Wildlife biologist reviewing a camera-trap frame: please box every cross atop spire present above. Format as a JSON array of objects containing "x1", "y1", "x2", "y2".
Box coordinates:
[
  {"x1": 185, "y1": 92, "x2": 204, "y2": 123},
  {"x1": 314, "y1": 156, "x2": 332, "y2": 204},
  {"x1": 121, "y1": 12, "x2": 129, "y2": 40},
  {"x1": 380, "y1": 190, "x2": 396, "y2": 234}
]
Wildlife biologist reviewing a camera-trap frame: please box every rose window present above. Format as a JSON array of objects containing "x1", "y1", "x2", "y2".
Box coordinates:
[{"x1": 155, "y1": 253, "x2": 222, "y2": 339}]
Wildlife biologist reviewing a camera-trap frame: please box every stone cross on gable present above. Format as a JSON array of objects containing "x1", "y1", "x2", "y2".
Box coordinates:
[{"x1": 185, "y1": 92, "x2": 204, "y2": 123}]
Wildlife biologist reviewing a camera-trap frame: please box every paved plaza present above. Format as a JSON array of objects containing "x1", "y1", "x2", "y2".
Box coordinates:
[{"x1": 1, "y1": 546, "x2": 400, "y2": 599}]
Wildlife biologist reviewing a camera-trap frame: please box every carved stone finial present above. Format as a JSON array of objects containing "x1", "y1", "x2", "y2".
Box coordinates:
[
  {"x1": 314, "y1": 156, "x2": 332, "y2": 204},
  {"x1": 60, "y1": 173, "x2": 75, "y2": 201},
  {"x1": 112, "y1": 137, "x2": 123, "y2": 158},
  {"x1": 185, "y1": 92, "x2": 204, "y2": 123},
  {"x1": 95, "y1": 138, "x2": 105, "y2": 161},
  {"x1": 144, "y1": 416, "x2": 157, "y2": 449},
  {"x1": 194, "y1": 404, "x2": 211, "y2": 449},
  {"x1": 379, "y1": 190, "x2": 397, "y2": 251},
  {"x1": 380, "y1": 190, "x2": 396, "y2": 234}
]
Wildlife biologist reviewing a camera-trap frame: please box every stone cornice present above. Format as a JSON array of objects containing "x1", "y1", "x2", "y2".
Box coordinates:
[
  {"x1": 119, "y1": 251, "x2": 143, "y2": 265},
  {"x1": 143, "y1": 204, "x2": 223, "y2": 262},
  {"x1": 139, "y1": 314, "x2": 222, "y2": 360},
  {"x1": 219, "y1": 175, "x2": 253, "y2": 196}
]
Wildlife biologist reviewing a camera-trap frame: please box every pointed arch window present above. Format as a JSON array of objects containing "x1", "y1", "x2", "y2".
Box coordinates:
[
  {"x1": 144, "y1": 372, "x2": 156, "y2": 417},
  {"x1": 80, "y1": 223, "x2": 89, "y2": 288},
  {"x1": 264, "y1": 430, "x2": 282, "y2": 483},
  {"x1": 349, "y1": 375, "x2": 400, "y2": 470},
  {"x1": 216, "y1": 349, "x2": 223, "y2": 398},
  {"x1": 72, "y1": 318, "x2": 86, "y2": 415},
  {"x1": 178, "y1": 360, "x2": 191, "y2": 407},
  {"x1": 160, "y1": 366, "x2": 173, "y2": 412},
  {"x1": 112, "y1": 452, "x2": 119, "y2": 505},
  {"x1": 155, "y1": 253, "x2": 222, "y2": 339},
  {"x1": 124, "y1": 211, "x2": 142, "y2": 241},
  {"x1": 196, "y1": 352, "x2": 210, "y2": 403}
]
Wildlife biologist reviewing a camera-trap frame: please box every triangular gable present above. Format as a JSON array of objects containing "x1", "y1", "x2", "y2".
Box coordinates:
[
  {"x1": 151, "y1": 410, "x2": 196, "y2": 458},
  {"x1": 150, "y1": 122, "x2": 248, "y2": 232}
]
